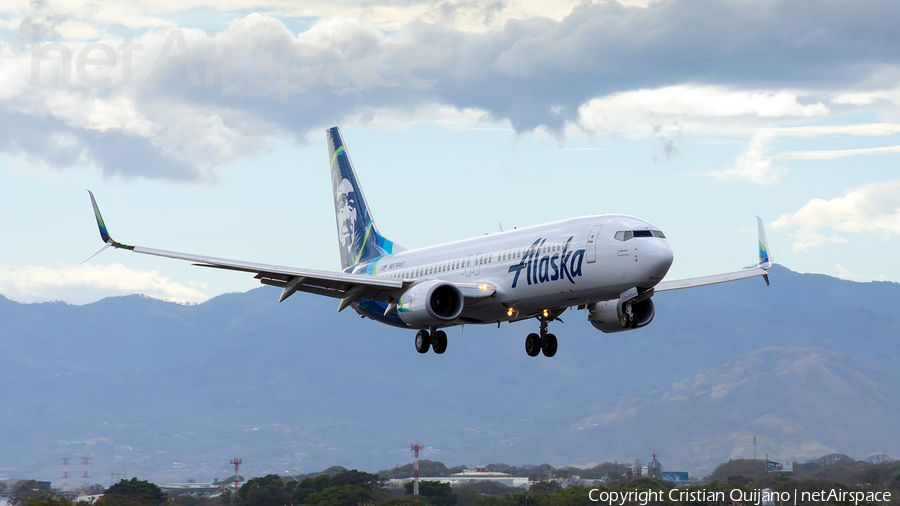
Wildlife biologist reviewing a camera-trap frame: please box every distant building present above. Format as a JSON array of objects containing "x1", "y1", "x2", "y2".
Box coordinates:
[
  {"x1": 388, "y1": 468, "x2": 531, "y2": 489},
  {"x1": 159, "y1": 483, "x2": 223, "y2": 496},
  {"x1": 661, "y1": 472, "x2": 690, "y2": 482},
  {"x1": 765, "y1": 460, "x2": 784, "y2": 473}
]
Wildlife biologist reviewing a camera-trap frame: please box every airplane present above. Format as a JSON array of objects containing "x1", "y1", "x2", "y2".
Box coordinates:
[{"x1": 86, "y1": 126, "x2": 772, "y2": 358}]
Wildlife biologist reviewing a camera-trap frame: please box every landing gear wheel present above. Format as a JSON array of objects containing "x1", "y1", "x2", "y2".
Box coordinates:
[
  {"x1": 432, "y1": 330, "x2": 448, "y2": 354},
  {"x1": 415, "y1": 329, "x2": 431, "y2": 354},
  {"x1": 542, "y1": 333, "x2": 558, "y2": 358},
  {"x1": 525, "y1": 333, "x2": 541, "y2": 357}
]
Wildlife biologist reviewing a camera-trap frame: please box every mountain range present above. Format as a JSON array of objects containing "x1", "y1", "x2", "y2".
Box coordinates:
[{"x1": 0, "y1": 264, "x2": 897, "y2": 483}]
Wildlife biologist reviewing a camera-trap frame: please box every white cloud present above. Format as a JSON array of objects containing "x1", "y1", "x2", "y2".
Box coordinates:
[
  {"x1": 778, "y1": 229, "x2": 848, "y2": 252},
  {"x1": 831, "y1": 89, "x2": 900, "y2": 106},
  {"x1": 0, "y1": 263, "x2": 209, "y2": 305},
  {"x1": 771, "y1": 180, "x2": 900, "y2": 250},
  {"x1": 39, "y1": 93, "x2": 158, "y2": 137},
  {"x1": 4, "y1": 2, "x2": 900, "y2": 180},
  {"x1": 1, "y1": 0, "x2": 608, "y2": 35},
  {"x1": 340, "y1": 103, "x2": 496, "y2": 130},
  {"x1": 577, "y1": 86, "x2": 828, "y2": 137},
  {"x1": 773, "y1": 123, "x2": 900, "y2": 137},
  {"x1": 774, "y1": 144, "x2": 900, "y2": 160},
  {"x1": 708, "y1": 128, "x2": 785, "y2": 185},
  {"x1": 415, "y1": 0, "x2": 600, "y2": 32},
  {"x1": 0, "y1": 18, "x2": 22, "y2": 31},
  {"x1": 0, "y1": 22, "x2": 290, "y2": 179},
  {"x1": 834, "y1": 263, "x2": 864, "y2": 281}
]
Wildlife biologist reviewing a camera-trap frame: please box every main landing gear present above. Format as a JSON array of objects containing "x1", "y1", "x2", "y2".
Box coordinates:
[
  {"x1": 525, "y1": 317, "x2": 558, "y2": 358},
  {"x1": 415, "y1": 329, "x2": 447, "y2": 354}
]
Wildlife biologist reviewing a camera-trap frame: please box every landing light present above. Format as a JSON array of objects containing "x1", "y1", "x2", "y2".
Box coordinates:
[
  {"x1": 543, "y1": 309, "x2": 550, "y2": 318},
  {"x1": 479, "y1": 283, "x2": 490, "y2": 290},
  {"x1": 507, "y1": 307, "x2": 514, "y2": 316}
]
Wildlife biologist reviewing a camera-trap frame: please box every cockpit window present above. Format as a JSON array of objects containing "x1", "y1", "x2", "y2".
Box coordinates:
[{"x1": 615, "y1": 229, "x2": 666, "y2": 241}]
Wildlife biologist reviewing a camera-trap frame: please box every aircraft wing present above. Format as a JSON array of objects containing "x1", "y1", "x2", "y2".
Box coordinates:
[
  {"x1": 86, "y1": 191, "x2": 405, "y2": 310},
  {"x1": 654, "y1": 265, "x2": 769, "y2": 291},
  {"x1": 654, "y1": 216, "x2": 772, "y2": 292}
]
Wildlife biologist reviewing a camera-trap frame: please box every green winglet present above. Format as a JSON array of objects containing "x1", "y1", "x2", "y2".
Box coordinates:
[
  {"x1": 755, "y1": 216, "x2": 771, "y2": 267},
  {"x1": 85, "y1": 190, "x2": 134, "y2": 256},
  {"x1": 88, "y1": 190, "x2": 112, "y2": 244}
]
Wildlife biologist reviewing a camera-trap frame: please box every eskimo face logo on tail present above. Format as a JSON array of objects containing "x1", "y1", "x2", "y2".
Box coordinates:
[
  {"x1": 508, "y1": 237, "x2": 585, "y2": 288},
  {"x1": 335, "y1": 178, "x2": 358, "y2": 252}
]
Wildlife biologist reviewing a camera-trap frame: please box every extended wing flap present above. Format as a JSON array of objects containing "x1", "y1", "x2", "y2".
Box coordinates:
[{"x1": 258, "y1": 274, "x2": 397, "y2": 303}]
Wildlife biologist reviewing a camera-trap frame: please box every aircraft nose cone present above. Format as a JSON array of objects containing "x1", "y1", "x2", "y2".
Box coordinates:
[{"x1": 643, "y1": 239, "x2": 674, "y2": 283}]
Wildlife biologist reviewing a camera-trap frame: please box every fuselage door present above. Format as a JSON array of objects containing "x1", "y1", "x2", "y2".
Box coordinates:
[
  {"x1": 586, "y1": 225, "x2": 603, "y2": 263},
  {"x1": 465, "y1": 254, "x2": 474, "y2": 277}
]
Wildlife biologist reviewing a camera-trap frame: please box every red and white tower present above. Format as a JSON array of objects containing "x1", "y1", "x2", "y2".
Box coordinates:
[
  {"x1": 230, "y1": 458, "x2": 242, "y2": 491},
  {"x1": 410, "y1": 442, "x2": 423, "y2": 502},
  {"x1": 648, "y1": 453, "x2": 662, "y2": 479}
]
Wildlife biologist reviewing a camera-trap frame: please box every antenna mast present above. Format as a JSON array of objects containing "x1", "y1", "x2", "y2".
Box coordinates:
[
  {"x1": 230, "y1": 458, "x2": 243, "y2": 491},
  {"x1": 410, "y1": 442, "x2": 423, "y2": 502}
]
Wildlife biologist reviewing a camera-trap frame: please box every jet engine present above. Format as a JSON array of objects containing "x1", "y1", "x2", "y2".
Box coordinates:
[
  {"x1": 398, "y1": 280, "x2": 464, "y2": 327},
  {"x1": 587, "y1": 297, "x2": 655, "y2": 333}
]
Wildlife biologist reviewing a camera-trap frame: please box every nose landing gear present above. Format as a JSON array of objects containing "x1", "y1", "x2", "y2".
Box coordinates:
[{"x1": 524, "y1": 316, "x2": 558, "y2": 358}]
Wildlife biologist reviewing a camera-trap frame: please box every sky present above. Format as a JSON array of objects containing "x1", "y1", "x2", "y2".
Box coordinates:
[{"x1": 1, "y1": 0, "x2": 899, "y2": 305}]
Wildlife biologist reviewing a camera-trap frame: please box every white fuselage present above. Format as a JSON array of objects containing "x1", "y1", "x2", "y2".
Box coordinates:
[{"x1": 348, "y1": 214, "x2": 674, "y2": 327}]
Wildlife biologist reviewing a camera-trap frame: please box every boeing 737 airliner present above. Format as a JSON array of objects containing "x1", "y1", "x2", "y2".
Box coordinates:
[{"x1": 87, "y1": 126, "x2": 771, "y2": 357}]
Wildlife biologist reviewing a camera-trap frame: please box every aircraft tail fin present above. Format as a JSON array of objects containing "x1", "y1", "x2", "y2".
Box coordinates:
[
  {"x1": 756, "y1": 216, "x2": 772, "y2": 268},
  {"x1": 327, "y1": 127, "x2": 404, "y2": 269}
]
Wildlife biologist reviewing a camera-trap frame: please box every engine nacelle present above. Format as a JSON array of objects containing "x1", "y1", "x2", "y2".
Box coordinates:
[
  {"x1": 398, "y1": 280, "x2": 464, "y2": 327},
  {"x1": 587, "y1": 298, "x2": 655, "y2": 333}
]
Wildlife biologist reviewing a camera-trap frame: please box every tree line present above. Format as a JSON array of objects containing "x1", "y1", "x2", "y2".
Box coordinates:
[{"x1": 6, "y1": 456, "x2": 899, "y2": 506}]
